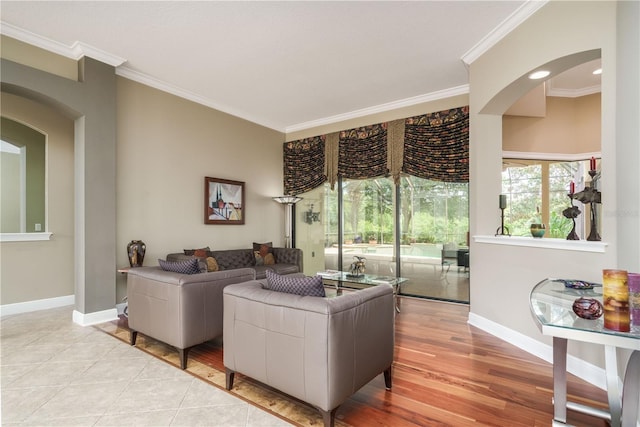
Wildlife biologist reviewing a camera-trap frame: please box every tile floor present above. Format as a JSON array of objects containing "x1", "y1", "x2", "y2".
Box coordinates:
[{"x1": 1, "y1": 306, "x2": 292, "y2": 426}]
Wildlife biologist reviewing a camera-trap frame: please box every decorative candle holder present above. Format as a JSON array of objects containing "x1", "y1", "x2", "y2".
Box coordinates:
[
  {"x1": 495, "y1": 207, "x2": 510, "y2": 236},
  {"x1": 602, "y1": 269, "x2": 630, "y2": 332},
  {"x1": 562, "y1": 194, "x2": 581, "y2": 240},
  {"x1": 586, "y1": 170, "x2": 601, "y2": 241},
  {"x1": 570, "y1": 169, "x2": 601, "y2": 241}
]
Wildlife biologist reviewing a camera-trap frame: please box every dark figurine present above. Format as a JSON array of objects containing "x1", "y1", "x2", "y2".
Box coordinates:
[{"x1": 562, "y1": 205, "x2": 581, "y2": 240}]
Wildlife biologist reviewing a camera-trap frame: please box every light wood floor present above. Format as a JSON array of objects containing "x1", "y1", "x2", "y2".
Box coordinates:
[{"x1": 191, "y1": 296, "x2": 609, "y2": 426}]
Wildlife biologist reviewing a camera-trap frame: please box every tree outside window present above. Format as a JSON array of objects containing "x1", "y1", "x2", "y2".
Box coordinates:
[{"x1": 502, "y1": 159, "x2": 587, "y2": 238}]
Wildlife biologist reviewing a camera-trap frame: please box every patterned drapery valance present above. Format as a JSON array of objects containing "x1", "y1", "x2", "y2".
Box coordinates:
[
  {"x1": 282, "y1": 106, "x2": 469, "y2": 194},
  {"x1": 283, "y1": 136, "x2": 326, "y2": 196},
  {"x1": 338, "y1": 124, "x2": 388, "y2": 180},
  {"x1": 403, "y1": 106, "x2": 469, "y2": 183}
]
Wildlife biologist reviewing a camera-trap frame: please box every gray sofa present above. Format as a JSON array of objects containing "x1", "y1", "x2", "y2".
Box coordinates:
[
  {"x1": 126, "y1": 267, "x2": 256, "y2": 369},
  {"x1": 166, "y1": 247, "x2": 302, "y2": 279},
  {"x1": 223, "y1": 280, "x2": 395, "y2": 427}
]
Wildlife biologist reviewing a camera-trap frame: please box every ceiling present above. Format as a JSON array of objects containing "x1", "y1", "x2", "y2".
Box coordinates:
[{"x1": 0, "y1": 1, "x2": 600, "y2": 133}]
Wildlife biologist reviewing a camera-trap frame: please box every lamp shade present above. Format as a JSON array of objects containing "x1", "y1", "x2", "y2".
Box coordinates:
[{"x1": 272, "y1": 195, "x2": 303, "y2": 204}]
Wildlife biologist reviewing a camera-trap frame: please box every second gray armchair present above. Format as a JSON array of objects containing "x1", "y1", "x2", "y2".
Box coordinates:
[{"x1": 223, "y1": 280, "x2": 395, "y2": 427}]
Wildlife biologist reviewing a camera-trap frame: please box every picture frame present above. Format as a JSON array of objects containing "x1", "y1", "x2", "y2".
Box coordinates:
[{"x1": 204, "y1": 177, "x2": 245, "y2": 225}]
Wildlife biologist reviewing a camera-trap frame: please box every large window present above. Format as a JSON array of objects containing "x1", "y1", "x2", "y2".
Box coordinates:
[
  {"x1": 319, "y1": 175, "x2": 469, "y2": 303},
  {"x1": 399, "y1": 176, "x2": 469, "y2": 246},
  {"x1": 502, "y1": 159, "x2": 592, "y2": 238}
]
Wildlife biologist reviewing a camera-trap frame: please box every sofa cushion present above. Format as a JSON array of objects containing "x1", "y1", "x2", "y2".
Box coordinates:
[
  {"x1": 206, "y1": 257, "x2": 219, "y2": 272},
  {"x1": 183, "y1": 246, "x2": 210, "y2": 256},
  {"x1": 158, "y1": 258, "x2": 201, "y2": 275},
  {"x1": 255, "y1": 251, "x2": 275, "y2": 266},
  {"x1": 211, "y1": 249, "x2": 255, "y2": 270},
  {"x1": 264, "y1": 253, "x2": 275, "y2": 265},
  {"x1": 253, "y1": 242, "x2": 273, "y2": 257},
  {"x1": 193, "y1": 248, "x2": 208, "y2": 257},
  {"x1": 266, "y1": 270, "x2": 325, "y2": 297},
  {"x1": 254, "y1": 251, "x2": 264, "y2": 266}
]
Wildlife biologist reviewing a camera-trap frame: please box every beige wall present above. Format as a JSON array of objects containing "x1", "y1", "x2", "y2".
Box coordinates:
[
  {"x1": 469, "y1": 0, "x2": 620, "y2": 370},
  {"x1": 0, "y1": 93, "x2": 75, "y2": 305},
  {"x1": 503, "y1": 93, "x2": 601, "y2": 154},
  {"x1": 115, "y1": 78, "x2": 285, "y2": 301},
  {"x1": 1, "y1": 70, "x2": 285, "y2": 307}
]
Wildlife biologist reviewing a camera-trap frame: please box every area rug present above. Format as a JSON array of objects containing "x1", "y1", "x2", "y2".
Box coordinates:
[{"x1": 94, "y1": 317, "x2": 350, "y2": 427}]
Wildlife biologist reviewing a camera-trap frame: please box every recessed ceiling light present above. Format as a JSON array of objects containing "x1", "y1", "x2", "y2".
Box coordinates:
[
  {"x1": 529, "y1": 70, "x2": 551, "y2": 80},
  {"x1": 592, "y1": 68, "x2": 602, "y2": 75}
]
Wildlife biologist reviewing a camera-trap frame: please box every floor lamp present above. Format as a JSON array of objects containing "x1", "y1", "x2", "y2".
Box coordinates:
[{"x1": 272, "y1": 195, "x2": 303, "y2": 248}]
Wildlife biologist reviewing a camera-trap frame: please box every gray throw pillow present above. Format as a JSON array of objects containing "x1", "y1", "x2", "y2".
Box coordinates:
[
  {"x1": 266, "y1": 270, "x2": 325, "y2": 297},
  {"x1": 158, "y1": 258, "x2": 200, "y2": 275}
]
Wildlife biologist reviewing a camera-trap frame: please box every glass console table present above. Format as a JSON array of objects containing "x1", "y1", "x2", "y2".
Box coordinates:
[{"x1": 530, "y1": 278, "x2": 639, "y2": 426}]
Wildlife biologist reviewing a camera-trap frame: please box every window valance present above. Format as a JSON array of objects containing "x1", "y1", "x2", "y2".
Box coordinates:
[
  {"x1": 403, "y1": 106, "x2": 469, "y2": 183},
  {"x1": 338, "y1": 124, "x2": 388, "y2": 180},
  {"x1": 282, "y1": 105, "x2": 468, "y2": 195},
  {"x1": 283, "y1": 136, "x2": 326, "y2": 196}
]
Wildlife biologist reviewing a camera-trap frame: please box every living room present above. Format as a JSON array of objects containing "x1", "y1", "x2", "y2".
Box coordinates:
[{"x1": 1, "y1": 1, "x2": 638, "y2": 425}]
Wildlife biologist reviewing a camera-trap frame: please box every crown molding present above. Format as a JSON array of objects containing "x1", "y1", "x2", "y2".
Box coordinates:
[
  {"x1": 116, "y1": 66, "x2": 284, "y2": 132},
  {"x1": 0, "y1": 21, "x2": 125, "y2": 67},
  {"x1": 461, "y1": 0, "x2": 548, "y2": 67},
  {"x1": 285, "y1": 85, "x2": 469, "y2": 134},
  {"x1": 502, "y1": 151, "x2": 601, "y2": 161},
  {"x1": 546, "y1": 84, "x2": 601, "y2": 98}
]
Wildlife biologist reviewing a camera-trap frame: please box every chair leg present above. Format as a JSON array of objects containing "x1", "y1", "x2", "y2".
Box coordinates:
[
  {"x1": 225, "y1": 368, "x2": 235, "y2": 390},
  {"x1": 130, "y1": 330, "x2": 138, "y2": 346},
  {"x1": 384, "y1": 366, "x2": 392, "y2": 390},
  {"x1": 318, "y1": 407, "x2": 337, "y2": 427},
  {"x1": 178, "y1": 347, "x2": 190, "y2": 370}
]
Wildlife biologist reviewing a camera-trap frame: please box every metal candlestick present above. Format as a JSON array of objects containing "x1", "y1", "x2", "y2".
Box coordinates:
[
  {"x1": 586, "y1": 170, "x2": 601, "y2": 241},
  {"x1": 495, "y1": 206, "x2": 510, "y2": 236},
  {"x1": 562, "y1": 194, "x2": 580, "y2": 240},
  {"x1": 569, "y1": 169, "x2": 601, "y2": 241}
]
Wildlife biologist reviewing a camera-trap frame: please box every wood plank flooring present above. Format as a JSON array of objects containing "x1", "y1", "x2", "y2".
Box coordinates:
[
  {"x1": 336, "y1": 297, "x2": 609, "y2": 426},
  {"x1": 111, "y1": 296, "x2": 610, "y2": 426}
]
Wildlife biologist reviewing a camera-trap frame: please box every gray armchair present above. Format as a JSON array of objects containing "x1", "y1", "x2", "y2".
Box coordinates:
[
  {"x1": 126, "y1": 266, "x2": 255, "y2": 369},
  {"x1": 223, "y1": 281, "x2": 395, "y2": 427}
]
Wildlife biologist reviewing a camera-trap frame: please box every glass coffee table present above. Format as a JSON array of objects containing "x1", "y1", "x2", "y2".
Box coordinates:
[{"x1": 317, "y1": 270, "x2": 407, "y2": 312}]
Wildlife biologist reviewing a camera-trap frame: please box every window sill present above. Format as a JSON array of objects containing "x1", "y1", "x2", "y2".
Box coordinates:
[
  {"x1": 1, "y1": 232, "x2": 53, "y2": 242},
  {"x1": 473, "y1": 235, "x2": 608, "y2": 253}
]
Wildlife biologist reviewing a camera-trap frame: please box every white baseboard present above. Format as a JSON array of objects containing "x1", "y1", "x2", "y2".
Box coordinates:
[
  {"x1": 1, "y1": 295, "x2": 119, "y2": 327},
  {"x1": 0, "y1": 294, "x2": 75, "y2": 317},
  {"x1": 72, "y1": 308, "x2": 119, "y2": 326},
  {"x1": 468, "y1": 312, "x2": 607, "y2": 391}
]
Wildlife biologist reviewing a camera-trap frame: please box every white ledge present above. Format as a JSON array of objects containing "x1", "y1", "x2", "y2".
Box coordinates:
[
  {"x1": 1, "y1": 232, "x2": 53, "y2": 242},
  {"x1": 473, "y1": 235, "x2": 608, "y2": 253}
]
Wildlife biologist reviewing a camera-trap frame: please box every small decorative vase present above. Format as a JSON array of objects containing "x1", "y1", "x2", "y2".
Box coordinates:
[
  {"x1": 127, "y1": 240, "x2": 146, "y2": 267},
  {"x1": 530, "y1": 223, "x2": 546, "y2": 238},
  {"x1": 602, "y1": 269, "x2": 630, "y2": 332}
]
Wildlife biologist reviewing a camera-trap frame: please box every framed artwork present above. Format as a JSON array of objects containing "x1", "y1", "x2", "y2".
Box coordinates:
[{"x1": 204, "y1": 177, "x2": 245, "y2": 225}]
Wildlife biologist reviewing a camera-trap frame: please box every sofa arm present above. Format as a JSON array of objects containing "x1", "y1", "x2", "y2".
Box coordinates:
[
  {"x1": 272, "y1": 247, "x2": 303, "y2": 273},
  {"x1": 127, "y1": 267, "x2": 255, "y2": 350}
]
